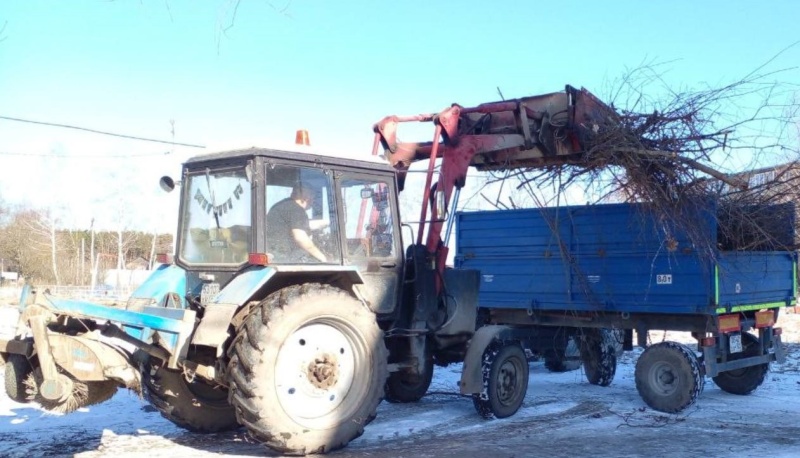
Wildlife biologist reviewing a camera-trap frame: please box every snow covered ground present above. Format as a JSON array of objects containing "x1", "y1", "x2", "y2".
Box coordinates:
[{"x1": 1, "y1": 311, "x2": 799, "y2": 457}]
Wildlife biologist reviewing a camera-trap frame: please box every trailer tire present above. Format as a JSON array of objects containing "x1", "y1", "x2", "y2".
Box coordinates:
[
  {"x1": 635, "y1": 341, "x2": 704, "y2": 413},
  {"x1": 544, "y1": 338, "x2": 582, "y2": 373},
  {"x1": 579, "y1": 329, "x2": 617, "y2": 386},
  {"x1": 385, "y1": 344, "x2": 434, "y2": 403},
  {"x1": 227, "y1": 284, "x2": 388, "y2": 455},
  {"x1": 4, "y1": 354, "x2": 33, "y2": 404},
  {"x1": 712, "y1": 332, "x2": 768, "y2": 395},
  {"x1": 472, "y1": 342, "x2": 529, "y2": 419},
  {"x1": 142, "y1": 359, "x2": 238, "y2": 433}
]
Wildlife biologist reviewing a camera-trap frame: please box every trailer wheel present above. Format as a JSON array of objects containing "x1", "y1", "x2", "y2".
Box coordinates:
[
  {"x1": 385, "y1": 343, "x2": 434, "y2": 403},
  {"x1": 4, "y1": 354, "x2": 33, "y2": 403},
  {"x1": 472, "y1": 342, "x2": 529, "y2": 419},
  {"x1": 142, "y1": 359, "x2": 238, "y2": 433},
  {"x1": 227, "y1": 284, "x2": 388, "y2": 455},
  {"x1": 544, "y1": 338, "x2": 582, "y2": 373},
  {"x1": 635, "y1": 341, "x2": 704, "y2": 413},
  {"x1": 712, "y1": 332, "x2": 768, "y2": 395},
  {"x1": 579, "y1": 329, "x2": 617, "y2": 386}
]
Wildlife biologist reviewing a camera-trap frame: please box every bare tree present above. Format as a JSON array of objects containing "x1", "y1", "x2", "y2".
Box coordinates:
[{"x1": 481, "y1": 61, "x2": 800, "y2": 259}]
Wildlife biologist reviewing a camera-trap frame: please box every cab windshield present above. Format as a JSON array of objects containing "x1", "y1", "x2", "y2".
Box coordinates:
[{"x1": 179, "y1": 166, "x2": 252, "y2": 264}]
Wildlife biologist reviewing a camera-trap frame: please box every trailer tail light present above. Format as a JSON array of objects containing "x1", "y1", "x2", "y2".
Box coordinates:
[
  {"x1": 248, "y1": 253, "x2": 271, "y2": 266},
  {"x1": 155, "y1": 253, "x2": 174, "y2": 264},
  {"x1": 754, "y1": 310, "x2": 776, "y2": 328},
  {"x1": 718, "y1": 314, "x2": 740, "y2": 333},
  {"x1": 774, "y1": 327, "x2": 783, "y2": 337},
  {"x1": 700, "y1": 336, "x2": 716, "y2": 347}
]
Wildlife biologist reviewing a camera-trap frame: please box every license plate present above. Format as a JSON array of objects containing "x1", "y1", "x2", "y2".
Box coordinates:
[{"x1": 729, "y1": 333, "x2": 743, "y2": 353}]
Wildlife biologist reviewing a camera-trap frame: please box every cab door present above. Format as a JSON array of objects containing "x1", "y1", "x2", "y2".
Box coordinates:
[{"x1": 336, "y1": 172, "x2": 403, "y2": 315}]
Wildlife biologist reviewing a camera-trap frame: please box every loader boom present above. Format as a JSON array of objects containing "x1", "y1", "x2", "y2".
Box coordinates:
[{"x1": 372, "y1": 85, "x2": 615, "y2": 278}]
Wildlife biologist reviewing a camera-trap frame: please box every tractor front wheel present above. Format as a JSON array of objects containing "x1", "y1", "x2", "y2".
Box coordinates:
[
  {"x1": 141, "y1": 358, "x2": 238, "y2": 433},
  {"x1": 4, "y1": 354, "x2": 33, "y2": 403}
]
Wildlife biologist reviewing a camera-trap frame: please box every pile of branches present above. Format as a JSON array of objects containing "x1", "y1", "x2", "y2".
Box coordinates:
[
  {"x1": 712, "y1": 164, "x2": 800, "y2": 251},
  {"x1": 499, "y1": 64, "x2": 800, "y2": 258}
]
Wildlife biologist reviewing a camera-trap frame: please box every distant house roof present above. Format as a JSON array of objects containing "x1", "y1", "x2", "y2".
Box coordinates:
[{"x1": 126, "y1": 257, "x2": 150, "y2": 270}]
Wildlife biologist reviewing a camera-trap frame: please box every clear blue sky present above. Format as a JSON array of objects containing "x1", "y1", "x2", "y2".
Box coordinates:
[{"x1": 1, "y1": 0, "x2": 799, "y2": 231}]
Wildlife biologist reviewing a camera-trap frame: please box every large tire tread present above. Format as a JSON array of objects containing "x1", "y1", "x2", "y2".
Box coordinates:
[
  {"x1": 142, "y1": 359, "x2": 238, "y2": 434},
  {"x1": 579, "y1": 329, "x2": 617, "y2": 387},
  {"x1": 635, "y1": 341, "x2": 704, "y2": 414},
  {"x1": 472, "y1": 341, "x2": 529, "y2": 419},
  {"x1": 4, "y1": 354, "x2": 33, "y2": 404},
  {"x1": 544, "y1": 337, "x2": 582, "y2": 373},
  {"x1": 227, "y1": 283, "x2": 388, "y2": 455},
  {"x1": 385, "y1": 341, "x2": 434, "y2": 403},
  {"x1": 712, "y1": 332, "x2": 768, "y2": 395}
]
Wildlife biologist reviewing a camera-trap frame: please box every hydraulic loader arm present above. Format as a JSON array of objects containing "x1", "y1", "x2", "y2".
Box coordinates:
[{"x1": 372, "y1": 85, "x2": 615, "y2": 276}]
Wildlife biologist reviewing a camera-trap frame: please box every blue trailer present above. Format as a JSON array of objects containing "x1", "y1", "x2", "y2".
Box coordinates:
[{"x1": 455, "y1": 201, "x2": 793, "y2": 413}]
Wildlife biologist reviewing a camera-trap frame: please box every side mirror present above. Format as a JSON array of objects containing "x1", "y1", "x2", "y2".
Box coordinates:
[
  {"x1": 159, "y1": 176, "x2": 181, "y2": 193},
  {"x1": 360, "y1": 188, "x2": 374, "y2": 200}
]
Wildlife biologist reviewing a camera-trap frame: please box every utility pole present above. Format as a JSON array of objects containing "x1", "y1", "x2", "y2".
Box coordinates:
[
  {"x1": 81, "y1": 238, "x2": 85, "y2": 285},
  {"x1": 90, "y1": 218, "x2": 96, "y2": 290}
]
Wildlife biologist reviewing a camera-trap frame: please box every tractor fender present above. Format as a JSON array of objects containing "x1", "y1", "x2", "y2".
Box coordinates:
[
  {"x1": 191, "y1": 265, "x2": 365, "y2": 351},
  {"x1": 459, "y1": 325, "x2": 528, "y2": 395},
  {"x1": 191, "y1": 266, "x2": 277, "y2": 349},
  {"x1": 126, "y1": 264, "x2": 189, "y2": 311}
]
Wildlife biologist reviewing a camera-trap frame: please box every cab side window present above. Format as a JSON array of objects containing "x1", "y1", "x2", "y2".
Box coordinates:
[
  {"x1": 265, "y1": 164, "x2": 340, "y2": 263},
  {"x1": 340, "y1": 178, "x2": 396, "y2": 258}
]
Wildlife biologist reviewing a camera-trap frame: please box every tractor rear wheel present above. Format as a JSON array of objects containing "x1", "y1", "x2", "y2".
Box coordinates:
[
  {"x1": 142, "y1": 358, "x2": 238, "y2": 433},
  {"x1": 227, "y1": 284, "x2": 388, "y2": 455}
]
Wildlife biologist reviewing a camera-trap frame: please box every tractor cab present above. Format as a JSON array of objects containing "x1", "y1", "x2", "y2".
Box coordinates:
[{"x1": 163, "y1": 147, "x2": 405, "y2": 316}]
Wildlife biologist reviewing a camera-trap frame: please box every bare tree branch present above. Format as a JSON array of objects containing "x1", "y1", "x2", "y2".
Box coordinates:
[{"x1": 495, "y1": 57, "x2": 800, "y2": 260}]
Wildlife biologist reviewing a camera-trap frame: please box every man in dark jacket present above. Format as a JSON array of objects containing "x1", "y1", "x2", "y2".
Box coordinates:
[{"x1": 267, "y1": 186, "x2": 328, "y2": 262}]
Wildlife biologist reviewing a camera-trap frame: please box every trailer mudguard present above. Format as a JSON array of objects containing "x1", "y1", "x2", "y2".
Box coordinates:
[
  {"x1": 460, "y1": 325, "x2": 531, "y2": 395},
  {"x1": 191, "y1": 266, "x2": 276, "y2": 348}
]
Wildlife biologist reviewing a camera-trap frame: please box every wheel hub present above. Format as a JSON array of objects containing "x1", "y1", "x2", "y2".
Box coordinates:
[
  {"x1": 650, "y1": 361, "x2": 678, "y2": 395},
  {"x1": 658, "y1": 369, "x2": 676, "y2": 385},
  {"x1": 307, "y1": 354, "x2": 339, "y2": 389},
  {"x1": 275, "y1": 321, "x2": 361, "y2": 427},
  {"x1": 497, "y1": 361, "x2": 518, "y2": 404}
]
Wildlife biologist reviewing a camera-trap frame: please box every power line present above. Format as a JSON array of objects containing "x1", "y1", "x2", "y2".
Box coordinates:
[
  {"x1": 0, "y1": 115, "x2": 206, "y2": 149},
  {"x1": 0, "y1": 150, "x2": 171, "y2": 158}
]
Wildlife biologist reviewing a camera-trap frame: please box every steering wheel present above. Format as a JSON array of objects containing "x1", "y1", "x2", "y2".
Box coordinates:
[{"x1": 312, "y1": 229, "x2": 334, "y2": 256}]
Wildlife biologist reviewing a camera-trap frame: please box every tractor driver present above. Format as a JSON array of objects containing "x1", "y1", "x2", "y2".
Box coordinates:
[{"x1": 266, "y1": 186, "x2": 329, "y2": 262}]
